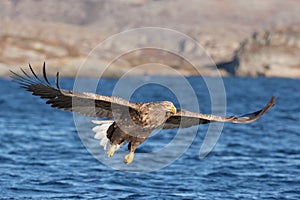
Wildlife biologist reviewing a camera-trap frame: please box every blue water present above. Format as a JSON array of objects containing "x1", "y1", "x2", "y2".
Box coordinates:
[{"x1": 0, "y1": 76, "x2": 300, "y2": 199}]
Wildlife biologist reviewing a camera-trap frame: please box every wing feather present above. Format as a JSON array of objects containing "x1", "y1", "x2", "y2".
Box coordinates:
[
  {"x1": 11, "y1": 64, "x2": 139, "y2": 118},
  {"x1": 163, "y1": 97, "x2": 276, "y2": 129}
]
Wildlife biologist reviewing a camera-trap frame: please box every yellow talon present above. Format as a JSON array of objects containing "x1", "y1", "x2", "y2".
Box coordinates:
[
  {"x1": 107, "y1": 145, "x2": 116, "y2": 157},
  {"x1": 124, "y1": 152, "x2": 134, "y2": 164},
  {"x1": 107, "y1": 150, "x2": 114, "y2": 157}
]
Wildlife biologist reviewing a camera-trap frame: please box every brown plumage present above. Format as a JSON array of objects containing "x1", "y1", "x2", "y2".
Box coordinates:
[{"x1": 10, "y1": 63, "x2": 276, "y2": 164}]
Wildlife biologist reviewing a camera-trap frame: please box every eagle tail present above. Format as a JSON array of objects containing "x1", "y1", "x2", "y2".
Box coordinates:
[{"x1": 92, "y1": 120, "x2": 115, "y2": 151}]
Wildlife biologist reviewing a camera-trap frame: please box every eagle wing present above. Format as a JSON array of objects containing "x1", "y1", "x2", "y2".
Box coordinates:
[
  {"x1": 163, "y1": 96, "x2": 276, "y2": 129},
  {"x1": 10, "y1": 63, "x2": 139, "y2": 118}
]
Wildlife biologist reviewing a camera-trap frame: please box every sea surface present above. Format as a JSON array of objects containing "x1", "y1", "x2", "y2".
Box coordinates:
[{"x1": 0, "y1": 76, "x2": 299, "y2": 199}]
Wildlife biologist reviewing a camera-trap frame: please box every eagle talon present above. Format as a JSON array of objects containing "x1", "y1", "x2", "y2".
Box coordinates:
[
  {"x1": 107, "y1": 145, "x2": 117, "y2": 157},
  {"x1": 124, "y1": 152, "x2": 134, "y2": 164}
]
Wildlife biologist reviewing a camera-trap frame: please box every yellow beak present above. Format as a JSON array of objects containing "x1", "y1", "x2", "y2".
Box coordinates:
[{"x1": 169, "y1": 105, "x2": 177, "y2": 114}]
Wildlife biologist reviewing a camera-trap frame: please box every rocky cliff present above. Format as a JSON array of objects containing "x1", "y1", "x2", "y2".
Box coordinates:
[
  {"x1": 0, "y1": 0, "x2": 299, "y2": 78},
  {"x1": 218, "y1": 27, "x2": 300, "y2": 78}
]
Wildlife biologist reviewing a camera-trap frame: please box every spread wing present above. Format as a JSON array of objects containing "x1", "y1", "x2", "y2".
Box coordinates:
[
  {"x1": 10, "y1": 63, "x2": 139, "y2": 118},
  {"x1": 163, "y1": 96, "x2": 276, "y2": 129}
]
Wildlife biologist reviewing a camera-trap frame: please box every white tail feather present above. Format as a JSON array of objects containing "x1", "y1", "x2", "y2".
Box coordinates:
[{"x1": 92, "y1": 120, "x2": 114, "y2": 150}]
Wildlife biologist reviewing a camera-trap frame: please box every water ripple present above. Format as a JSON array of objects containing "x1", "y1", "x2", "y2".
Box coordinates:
[{"x1": 0, "y1": 77, "x2": 300, "y2": 199}]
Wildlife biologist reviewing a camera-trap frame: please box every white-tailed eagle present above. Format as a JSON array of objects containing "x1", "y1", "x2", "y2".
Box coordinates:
[{"x1": 10, "y1": 63, "x2": 276, "y2": 164}]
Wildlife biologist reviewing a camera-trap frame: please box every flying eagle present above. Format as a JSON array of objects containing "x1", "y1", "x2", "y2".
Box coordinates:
[{"x1": 11, "y1": 63, "x2": 276, "y2": 164}]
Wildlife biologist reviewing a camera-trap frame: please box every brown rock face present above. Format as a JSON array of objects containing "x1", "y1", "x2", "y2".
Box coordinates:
[
  {"x1": 235, "y1": 27, "x2": 300, "y2": 78},
  {"x1": 1, "y1": 1, "x2": 300, "y2": 78}
]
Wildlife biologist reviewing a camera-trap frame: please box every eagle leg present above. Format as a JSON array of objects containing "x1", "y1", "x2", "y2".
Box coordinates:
[
  {"x1": 124, "y1": 142, "x2": 139, "y2": 164},
  {"x1": 107, "y1": 144, "x2": 117, "y2": 157}
]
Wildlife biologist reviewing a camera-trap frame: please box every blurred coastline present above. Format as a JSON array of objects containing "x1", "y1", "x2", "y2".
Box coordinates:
[{"x1": 0, "y1": 0, "x2": 299, "y2": 78}]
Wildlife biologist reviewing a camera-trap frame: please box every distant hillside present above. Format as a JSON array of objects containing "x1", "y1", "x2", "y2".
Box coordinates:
[{"x1": 1, "y1": 0, "x2": 300, "y2": 77}]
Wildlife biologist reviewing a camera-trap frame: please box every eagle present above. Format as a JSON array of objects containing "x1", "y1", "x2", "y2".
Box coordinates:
[{"x1": 10, "y1": 63, "x2": 276, "y2": 164}]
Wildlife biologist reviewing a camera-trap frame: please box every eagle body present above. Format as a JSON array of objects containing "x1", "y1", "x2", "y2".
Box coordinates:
[
  {"x1": 94, "y1": 101, "x2": 176, "y2": 163},
  {"x1": 11, "y1": 63, "x2": 276, "y2": 164},
  {"x1": 107, "y1": 121, "x2": 151, "y2": 152}
]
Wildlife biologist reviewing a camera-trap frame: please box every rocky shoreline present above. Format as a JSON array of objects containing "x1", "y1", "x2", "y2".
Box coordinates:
[
  {"x1": 217, "y1": 27, "x2": 300, "y2": 78},
  {"x1": 1, "y1": 0, "x2": 299, "y2": 78}
]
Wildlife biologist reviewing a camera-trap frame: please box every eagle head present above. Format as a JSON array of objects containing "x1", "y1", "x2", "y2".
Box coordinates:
[
  {"x1": 139, "y1": 101, "x2": 177, "y2": 128},
  {"x1": 163, "y1": 101, "x2": 177, "y2": 115}
]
